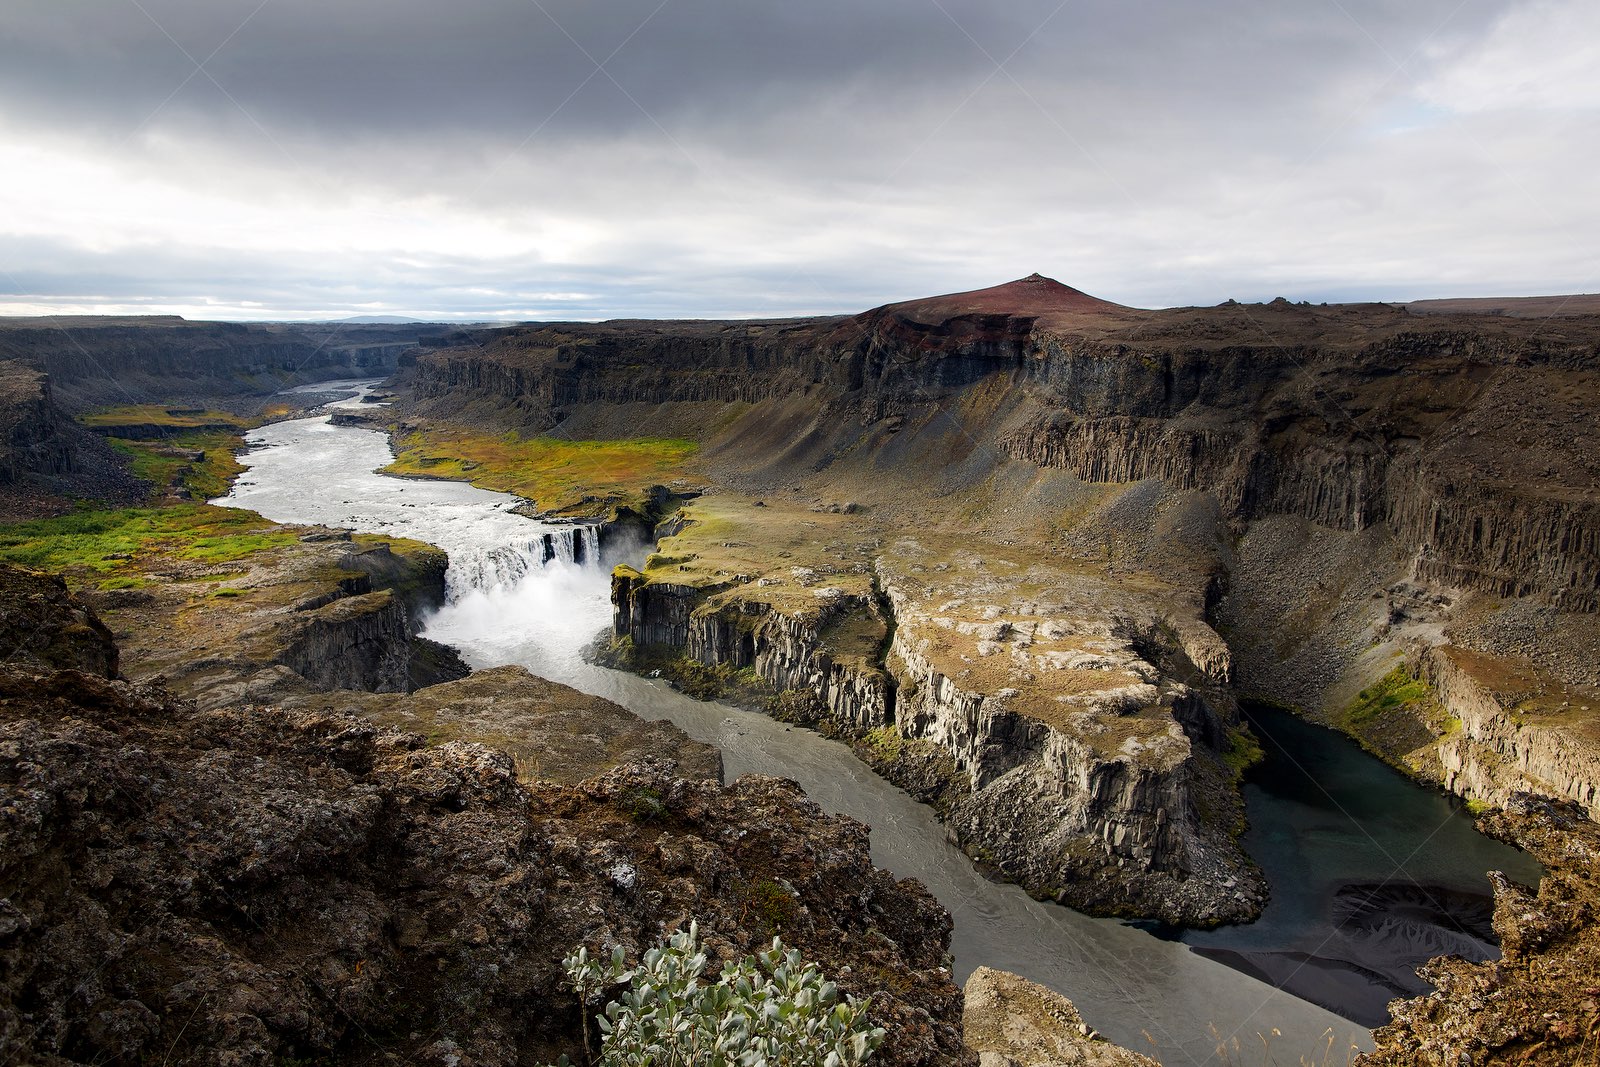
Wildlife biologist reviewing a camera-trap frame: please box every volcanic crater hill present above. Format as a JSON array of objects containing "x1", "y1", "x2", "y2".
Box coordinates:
[
  {"x1": 392, "y1": 274, "x2": 1600, "y2": 926},
  {"x1": 0, "y1": 564, "x2": 977, "y2": 1067}
]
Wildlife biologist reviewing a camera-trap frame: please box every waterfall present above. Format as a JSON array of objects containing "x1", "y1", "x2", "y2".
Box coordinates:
[{"x1": 445, "y1": 523, "x2": 602, "y2": 599}]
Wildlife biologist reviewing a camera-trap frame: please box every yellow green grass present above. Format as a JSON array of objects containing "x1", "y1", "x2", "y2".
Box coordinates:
[
  {"x1": 1344, "y1": 665, "x2": 1434, "y2": 727},
  {"x1": 383, "y1": 428, "x2": 697, "y2": 515},
  {"x1": 79, "y1": 405, "x2": 248, "y2": 430},
  {"x1": 0, "y1": 505, "x2": 298, "y2": 577},
  {"x1": 109, "y1": 431, "x2": 247, "y2": 502}
]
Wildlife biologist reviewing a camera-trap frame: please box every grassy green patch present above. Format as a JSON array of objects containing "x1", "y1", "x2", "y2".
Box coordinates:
[
  {"x1": 0, "y1": 505, "x2": 295, "y2": 577},
  {"x1": 859, "y1": 725, "x2": 906, "y2": 762},
  {"x1": 744, "y1": 878, "x2": 799, "y2": 933},
  {"x1": 617, "y1": 786, "x2": 668, "y2": 824},
  {"x1": 109, "y1": 430, "x2": 247, "y2": 502},
  {"x1": 383, "y1": 428, "x2": 697, "y2": 515},
  {"x1": 80, "y1": 404, "x2": 247, "y2": 430},
  {"x1": 1222, "y1": 726, "x2": 1265, "y2": 779},
  {"x1": 1345, "y1": 666, "x2": 1434, "y2": 728}
]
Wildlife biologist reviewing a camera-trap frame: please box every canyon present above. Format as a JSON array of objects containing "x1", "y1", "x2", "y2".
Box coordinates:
[
  {"x1": 401, "y1": 276, "x2": 1600, "y2": 922},
  {"x1": 1, "y1": 275, "x2": 1599, "y2": 1063}
]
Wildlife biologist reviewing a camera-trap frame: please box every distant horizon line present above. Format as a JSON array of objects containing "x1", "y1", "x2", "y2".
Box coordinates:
[{"x1": 1, "y1": 283, "x2": 1597, "y2": 326}]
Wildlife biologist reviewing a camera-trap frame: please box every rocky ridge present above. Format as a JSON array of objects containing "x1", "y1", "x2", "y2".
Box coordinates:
[
  {"x1": 962, "y1": 966, "x2": 1157, "y2": 1067},
  {"x1": 0, "y1": 318, "x2": 455, "y2": 413}
]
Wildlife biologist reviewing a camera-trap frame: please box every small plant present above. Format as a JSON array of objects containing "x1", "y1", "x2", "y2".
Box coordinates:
[
  {"x1": 744, "y1": 879, "x2": 799, "y2": 933},
  {"x1": 616, "y1": 786, "x2": 667, "y2": 824},
  {"x1": 1344, "y1": 666, "x2": 1433, "y2": 728},
  {"x1": 555, "y1": 923, "x2": 883, "y2": 1067},
  {"x1": 1221, "y1": 726, "x2": 1265, "y2": 779}
]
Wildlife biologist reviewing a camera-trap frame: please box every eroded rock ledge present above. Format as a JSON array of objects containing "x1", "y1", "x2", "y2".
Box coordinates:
[{"x1": 608, "y1": 501, "x2": 1259, "y2": 925}]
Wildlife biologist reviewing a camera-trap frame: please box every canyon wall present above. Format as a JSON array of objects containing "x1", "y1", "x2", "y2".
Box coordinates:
[
  {"x1": 408, "y1": 284, "x2": 1600, "y2": 923},
  {"x1": 409, "y1": 303, "x2": 1600, "y2": 613},
  {"x1": 611, "y1": 557, "x2": 1258, "y2": 926},
  {"x1": 0, "y1": 318, "x2": 451, "y2": 410},
  {"x1": 277, "y1": 589, "x2": 415, "y2": 693},
  {"x1": 0, "y1": 361, "x2": 72, "y2": 485},
  {"x1": 1422, "y1": 646, "x2": 1600, "y2": 816}
]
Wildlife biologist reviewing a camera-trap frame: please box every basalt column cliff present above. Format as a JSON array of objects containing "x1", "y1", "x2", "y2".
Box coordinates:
[{"x1": 397, "y1": 275, "x2": 1600, "y2": 933}]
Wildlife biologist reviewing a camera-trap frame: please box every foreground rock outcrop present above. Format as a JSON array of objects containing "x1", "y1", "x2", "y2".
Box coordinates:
[
  {"x1": 0, "y1": 573, "x2": 971, "y2": 1067},
  {"x1": 1361, "y1": 794, "x2": 1600, "y2": 1066},
  {"x1": 962, "y1": 967, "x2": 1157, "y2": 1067}
]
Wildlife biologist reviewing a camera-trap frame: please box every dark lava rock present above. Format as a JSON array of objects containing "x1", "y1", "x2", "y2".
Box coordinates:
[
  {"x1": 0, "y1": 564, "x2": 117, "y2": 678},
  {"x1": 0, "y1": 664, "x2": 970, "y2": 1066},
  {"x1": 1361, "y1": 794, "x2": 1600, "y2": 1066}
]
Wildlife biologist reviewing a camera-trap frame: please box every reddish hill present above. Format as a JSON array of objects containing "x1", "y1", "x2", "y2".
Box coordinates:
[{"x1": 872, "y1": 273, "x2": 1132, "y2": 326}]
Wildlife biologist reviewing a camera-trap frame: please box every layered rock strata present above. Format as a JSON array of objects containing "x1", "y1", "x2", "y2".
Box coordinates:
[
  {"x1": 0, "y1": 361, "x2": 72, "y2": 486},
  {"x1": 0, "y1": 318, "x2": 451, "y2": 411},
  {"x1": 1421, "y1": 646, "x2": 1600, "y2": 816},
  {"x1": 873, "y1": 552, "x2": 1254, "y2": 924},
  {"x1": 404, "y1": 288, "x2": 1600, "y2": 611},
  {"x1": 609, "y1": 502, "x2": 1257, "y2": 925}
]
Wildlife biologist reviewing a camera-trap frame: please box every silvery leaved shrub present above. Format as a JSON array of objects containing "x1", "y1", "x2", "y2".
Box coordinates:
[{"x1": 552, "y1": 921, "x2": 884, "y2": 1067}]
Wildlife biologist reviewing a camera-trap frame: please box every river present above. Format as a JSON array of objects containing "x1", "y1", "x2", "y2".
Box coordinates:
[{"x1": 217, "y1": 380, "x2": 1443, "y2": 1064}]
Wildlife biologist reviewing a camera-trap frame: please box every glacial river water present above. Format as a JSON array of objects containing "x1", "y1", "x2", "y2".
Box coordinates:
[{"x1": 210, "y1": 379, "x2": 1538, "y2": 1064}]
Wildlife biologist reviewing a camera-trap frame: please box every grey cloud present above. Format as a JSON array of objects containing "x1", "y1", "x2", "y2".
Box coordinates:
[
  {"x1": 0, "y1": 0, "x2": 1592, "y2": 320},
  {"x1": 1, "y1": 0, "x2": 1504, "y2": 145}
]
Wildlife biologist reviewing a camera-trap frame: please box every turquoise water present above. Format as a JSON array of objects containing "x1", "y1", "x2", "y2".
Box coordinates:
[{"x1": 1182, "y1": 702, "x2": 1544, "y2": 1026}]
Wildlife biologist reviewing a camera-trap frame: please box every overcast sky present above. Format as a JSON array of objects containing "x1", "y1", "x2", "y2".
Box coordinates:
[{"x1": 0, "y1": 0, "x2": 1595, "y2": 320}]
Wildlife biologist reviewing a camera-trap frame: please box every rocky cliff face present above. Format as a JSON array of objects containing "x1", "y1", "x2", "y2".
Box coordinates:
[
  {"x1": 409, "y1": 296, "x2": 1600, "y2": 615},
  {"x1": 276, "y1": 588, "x2": 414, "y2": 692},
  {"x1": 612, "y1": 567, "x2": 896, "y2": 733},
  {"x1": 85, "y1": 527, "x2": 462, "y2": 705},
  {"x1": 0, "y1": 319, "x2": 451, "y2": 412},
  {"x1": 609, "y1": 506, "x2": 1257, "y2": 926},
  {"x1": 872, "y1": 560, "x2": 1256, "y2": 925},
  {"x1": 1421, "y1": 646, "x2": 1600, "y2": 817},
  {"x1": 0, "y1": 362, "x2": 72, "y2": 487},
  {"x1": 1002, "y1": 329, "x2": 1600, "y2": 611},
  {"x1": 0, "y1": 564, "x2": 117, "y2": 678},
  {"x1": 962, "y1": 966, "x2": 1157, "y2": 1067}
]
